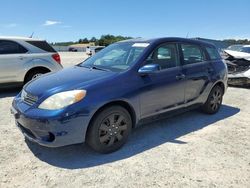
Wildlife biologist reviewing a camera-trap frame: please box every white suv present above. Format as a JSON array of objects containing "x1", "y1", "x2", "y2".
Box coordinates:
[{"x1": 0, "y1": 36, "x2": 63, "y2": 88}]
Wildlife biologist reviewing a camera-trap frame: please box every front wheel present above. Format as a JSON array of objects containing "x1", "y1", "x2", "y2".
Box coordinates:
[
  {"x1": 201, "y1": 85, "x2": 223, "y2": 114},
  {"x1": 86, "y1": 106, "x2": 132, "y2": 153}
]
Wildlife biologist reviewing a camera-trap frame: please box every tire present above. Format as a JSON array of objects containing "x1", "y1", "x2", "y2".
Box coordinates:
[
  {"x1": 24, "y1": 69, "x2": 49, "y2": 84},
  {"x1": 201, "y1": 85, "x2": 223, "y2": 114},
  {"x1": 86, "y1": 106, "x2": 132, "y2": 153}
]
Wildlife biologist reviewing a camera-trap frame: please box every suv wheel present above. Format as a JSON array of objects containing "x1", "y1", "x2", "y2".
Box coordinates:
[
  {"x1": 24, "y1": 69, "x2": 49, "y2": 84},
  {"x1": 86, "y1": 106, "x2": 132, "y2": 153},
  {"x1": 202, "y1": 85, "x2": 223, "y2": 114}
]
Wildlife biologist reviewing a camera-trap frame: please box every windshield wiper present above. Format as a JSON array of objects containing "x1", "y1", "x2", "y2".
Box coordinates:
[
  {"x1": 90, "y1": 66, "x2": 110, "y2": 72},
  {"x1": 77, "y1": 64, "x2": 110, "y2": 72}
]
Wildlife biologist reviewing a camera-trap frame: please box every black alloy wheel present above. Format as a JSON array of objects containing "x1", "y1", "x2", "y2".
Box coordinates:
[
  {"x1": 86, "y1": 106, "x2": 132, "y2": 153},
  {"x1": 202, "y1": 85, "x2": 223, "y2": 114}
]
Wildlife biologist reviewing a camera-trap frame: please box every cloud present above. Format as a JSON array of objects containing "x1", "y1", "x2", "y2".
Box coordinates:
[
  {"x1": 3, "y1": 23, "x2": 18, "y2": 28},
  {"x1": 43, "y1": 20, "x2": 61, "y2": 26}
]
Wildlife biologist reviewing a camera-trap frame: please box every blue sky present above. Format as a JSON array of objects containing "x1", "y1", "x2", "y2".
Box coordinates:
[{"x1": 0, "y1": 0, "x2": 250, "y2": 42}]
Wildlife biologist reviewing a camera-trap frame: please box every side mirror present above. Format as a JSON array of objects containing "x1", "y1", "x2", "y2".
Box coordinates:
[{"x1": 138, "y1": 64, "x2": 160, "y2": 75}]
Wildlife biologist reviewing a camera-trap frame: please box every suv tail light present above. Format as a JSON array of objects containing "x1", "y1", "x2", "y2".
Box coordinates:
[{"x1": 52, "y1": 53, "x2": 61, "y2": 64}]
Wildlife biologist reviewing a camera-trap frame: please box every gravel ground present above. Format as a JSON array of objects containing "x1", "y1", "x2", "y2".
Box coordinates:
[
  {"x1": 0, "y1": 88, "x2": 249, "y2": 188},
  {"x1": 59, "y1": 52, "x2": 88, "y2": 67},
  {"x1": 0, "y1": 53, "x2": 249, "y2": 187}
]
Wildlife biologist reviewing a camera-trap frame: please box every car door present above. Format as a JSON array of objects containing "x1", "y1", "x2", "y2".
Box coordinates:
[
  {"x1": 0, "y1": 40, "x2": 28, "y2": 83},
  {"x1": 179, "y1": 43, "x2": 212, "y2": 103},
  {"x1": 139, "y1": 43, "x2": 186, "y2": 118}
]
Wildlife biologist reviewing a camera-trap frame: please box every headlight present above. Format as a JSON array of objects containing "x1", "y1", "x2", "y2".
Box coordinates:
[{"x1": 38, "y1": 90, "x2": 86, "y2": 110}]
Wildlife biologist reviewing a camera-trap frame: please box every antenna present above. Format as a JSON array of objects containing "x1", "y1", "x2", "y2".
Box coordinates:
[
  {"x1": 29, "y1": 32, "x2": 34, "y2": 38},
  {"x1": 186, "y1": 32, "x2": 189, "y2": 38}
]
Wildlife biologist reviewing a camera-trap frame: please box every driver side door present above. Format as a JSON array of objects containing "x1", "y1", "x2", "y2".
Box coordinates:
[{"x1": 139, "y1": 43, "x2": 186, "y2": 118}]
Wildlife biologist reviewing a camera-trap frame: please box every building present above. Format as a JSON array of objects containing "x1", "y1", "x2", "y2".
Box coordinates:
[{"x1": 53, "y1": 42, "x2": 95, "y2": 52}]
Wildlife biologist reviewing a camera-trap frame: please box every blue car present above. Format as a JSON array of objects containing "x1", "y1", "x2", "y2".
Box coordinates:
[{"x1": 11, "y1": 38, "x2": 228, "y2": 153}]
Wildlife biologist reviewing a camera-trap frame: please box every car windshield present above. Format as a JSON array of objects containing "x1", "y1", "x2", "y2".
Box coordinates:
[
  {"x1": 78, "y1": 42, "x2": 149, "y2": 72},
  {"x1": 240, "y1": 47, "x2": 250, "y2": 53},
  {"x1": 226, "y1": 45, "x2": 244, "y2": 52}
]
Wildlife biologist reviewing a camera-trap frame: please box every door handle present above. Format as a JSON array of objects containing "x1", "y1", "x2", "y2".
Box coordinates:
[
  {"x1": 207, "y1": 67, "x2": 214, "y2": 73},
  {"x1": 176, "y1": 74, "x2": 186, "y2": 80},
  {"x1": 19, "y1": 56, "x2": 25, "y2": 60}
]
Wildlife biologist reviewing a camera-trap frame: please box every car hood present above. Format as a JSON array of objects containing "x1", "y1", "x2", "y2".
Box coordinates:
[
  {"x1": 24, "y1": 66, "x2": 118, "y2": 97},
  {"x1": 224, "y1": 50, "x2": 250, "y2": 61}
]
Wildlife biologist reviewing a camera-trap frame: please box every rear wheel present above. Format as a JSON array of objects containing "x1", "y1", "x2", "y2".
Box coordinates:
[
  {"x1": 86, "y1": 106, "x2": 132, "y2": 153},
  {"x1": 202, "y1": 85, "x2": 223, "y2": 114},
  {"x1": 24, "y1": 69, "x2": 49, "y2": 84}
]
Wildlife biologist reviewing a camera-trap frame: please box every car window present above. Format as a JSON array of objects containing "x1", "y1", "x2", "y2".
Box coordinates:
[
  {"x1": 205, "y1": 46, "x2": 221, "y2": 60},
  {"x1": 146, "y1": 43, "x2": 178, "y2": 70},
  {"x1": 26, "y1": 40, "x2": 56, "y2": 52},
  {"x1": 0, "y1": 40, "x2": 28, "y2": 54},
  {"x1": 81, "y1": 42, "x2": 147, "y2": 72},
  {"x1": 181, "y1": 44, "x2": 205, "y2": 64},
  {"x1": 240, "y1": 47, "x2": 250, "y2": 53}
]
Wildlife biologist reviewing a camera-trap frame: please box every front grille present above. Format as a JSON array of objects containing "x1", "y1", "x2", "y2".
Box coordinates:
[
  {"x1": 226, "y1": 59, "x2": 250, "y2": 74},
  {"x1": 21, "y1": 90, "x2": 38, "y2": 106}
]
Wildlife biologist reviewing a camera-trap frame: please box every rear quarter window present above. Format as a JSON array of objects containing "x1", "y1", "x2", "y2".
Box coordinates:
[
  {"x1": 26, "y1": 40, "x2": 56, "y2": 52},
  {"x1": 205, "y1": 47, "x2": 221, "y2": 60},
  {"x1": 181, "y1": 44, "x2": 205, "y2": 64}
]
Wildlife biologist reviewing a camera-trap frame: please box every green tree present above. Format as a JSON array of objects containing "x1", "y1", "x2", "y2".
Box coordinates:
[
  {"x1": 98, "y1": 34, "x2": 133, "y2": 46},
  {"x1": 82, "y1": 38, "x2": 89, "y2": 43},
  {"x1": 90, "y1": 37, "x2": 97, "y2": 42}
]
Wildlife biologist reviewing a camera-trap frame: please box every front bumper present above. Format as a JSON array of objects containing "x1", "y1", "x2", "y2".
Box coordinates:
[
  {"x1": 228, "y1": 76, "x2": 250, "y2": 87},
  {"x1": 11, "y1": 97, "x2": 91, "y2": 147}
]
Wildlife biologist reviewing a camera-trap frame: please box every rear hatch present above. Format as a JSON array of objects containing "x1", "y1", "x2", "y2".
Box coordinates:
[{"x1": 26, "y1": 40, "x2": 61, "y2": 65}]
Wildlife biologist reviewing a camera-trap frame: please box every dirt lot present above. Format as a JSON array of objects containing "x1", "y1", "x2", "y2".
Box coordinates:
[
  {"x1": 0, "y1": 54, "x2": 249, "y2": 187},
  {"x1": 0, "y1": 88, "x2": 249, "y2": 188}
]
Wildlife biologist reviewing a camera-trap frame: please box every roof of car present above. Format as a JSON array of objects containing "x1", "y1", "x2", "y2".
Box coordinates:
[
  {"x1": 119, "y1": 37, "x2": 216, "y2": 47},
  {"x1": 0, "y1": 36, "x2": 44, "y2": 41}
]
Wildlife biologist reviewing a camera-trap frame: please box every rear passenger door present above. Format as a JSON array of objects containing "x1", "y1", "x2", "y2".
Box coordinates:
[
  {"x1": 179, "y1": 43, "x2": 212, "y2": 103},
  {"x1": 0, "y1": 40, "x2": 28, "y2": 83}
]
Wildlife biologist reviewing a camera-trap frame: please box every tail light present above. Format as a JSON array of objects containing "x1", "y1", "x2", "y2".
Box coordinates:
[{"x1": 52, "y1": 53, "x2": 61, "y2": 64}]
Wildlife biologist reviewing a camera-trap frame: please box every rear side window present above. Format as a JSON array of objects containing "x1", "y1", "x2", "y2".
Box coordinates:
[
  {"x1": 0, "y1": 40, "x2": 28, "y2": 54},
  {"x1": 181, "y1": 44, "x2": 205, "y2": 64},
  {"x1": 205, "y1": 47, "x2": 221, "y2": 60},
  {"x1": 26, "y1": 40, "x2": 56, "y2": 52},
  {"x1": 146, "y1": 43, "x2": 179, "y2": 70}
]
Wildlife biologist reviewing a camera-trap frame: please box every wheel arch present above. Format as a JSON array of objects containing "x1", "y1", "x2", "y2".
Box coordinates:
[
  {"x1": 86, "y1": 100, "x2": 137, "y2": 136},
  {"x1": 211, "y1": 80, "x2": 226, "y2": 94},
  {"x1": 24, "y1": 66, "x2": 51, "y2": 83}
]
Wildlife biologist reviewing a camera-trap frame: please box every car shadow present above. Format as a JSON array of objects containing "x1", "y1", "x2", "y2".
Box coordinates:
[
  {"x1": 26, "y1": 104, "x2": 240, "y2": 169},
  {"x1": 0, "y1": 88, "x2": 21, "y2": 98}
]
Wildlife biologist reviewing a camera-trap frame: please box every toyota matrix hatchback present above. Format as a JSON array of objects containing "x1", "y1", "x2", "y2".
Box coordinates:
[{"x1": 11, "y1": 38, "x2": 227, "y2": 153}]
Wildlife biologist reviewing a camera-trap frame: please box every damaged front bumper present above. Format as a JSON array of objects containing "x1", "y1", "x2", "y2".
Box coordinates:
[
  {"x1": 227, "y1": 66, "x2": 250, "y2": 87},
  {"x1": 224, "y1": 51, "x2": 250, "y2": 87},
  {"x1": 228, "y1": 76, "x2": 250, "y2": 87}
]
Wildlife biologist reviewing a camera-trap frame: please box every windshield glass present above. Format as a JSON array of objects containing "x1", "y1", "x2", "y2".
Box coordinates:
[
  {"x1": 240, "y1": 47, "x2": 250, "y2": 53},
  {"x1": 79, "y1": 42, "x2": 149, "y2": 72},
  {"x1": 226, "y1": 45, "x2": 244, "y2": 52}
]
